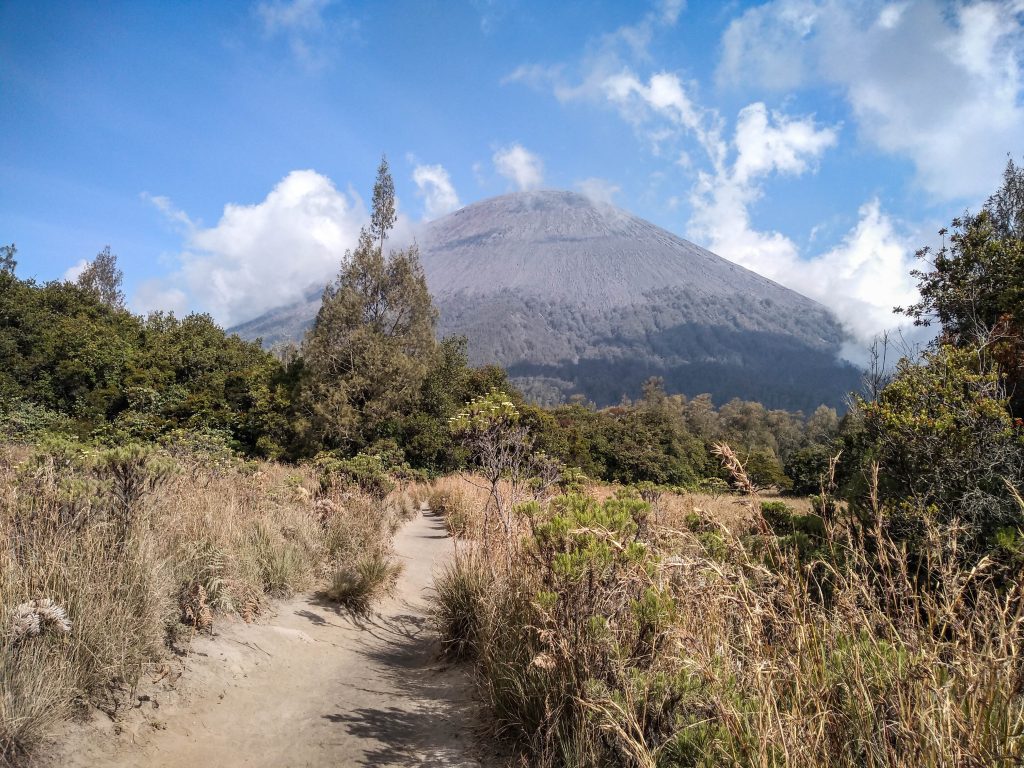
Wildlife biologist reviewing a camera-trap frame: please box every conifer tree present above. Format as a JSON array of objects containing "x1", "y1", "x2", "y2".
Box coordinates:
[{"x1": 301, "y1": 156, "x2": 438, "y2": 450}]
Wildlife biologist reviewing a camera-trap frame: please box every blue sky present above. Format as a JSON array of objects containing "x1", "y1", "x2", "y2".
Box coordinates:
[{"x1": 2, "y1": 0, "x2": 1023, "y2": 344}]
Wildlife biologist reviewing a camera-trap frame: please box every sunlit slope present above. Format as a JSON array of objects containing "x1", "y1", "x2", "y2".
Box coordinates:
[{"x1": 233, "y1": 190, "x2": 860, "y2": 410}]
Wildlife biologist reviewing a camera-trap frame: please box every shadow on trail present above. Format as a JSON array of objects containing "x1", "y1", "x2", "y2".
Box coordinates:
[
  {"x1": 314, "y1": 508, "x2": 480, "y2": 766},
  {"x1": 321, "y1": 700, "x2": 473, "y2": 766}
]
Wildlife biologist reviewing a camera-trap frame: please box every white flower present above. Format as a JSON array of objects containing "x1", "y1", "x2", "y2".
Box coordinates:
[
  {"x1": 11, "y1": 604, "x2": 40, "y2": 641},
  {"x1": 10, "y1": 598, "x2": 72, "y2": 641}
]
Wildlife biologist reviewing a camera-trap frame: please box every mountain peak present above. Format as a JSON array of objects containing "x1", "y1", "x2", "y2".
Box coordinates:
[
  {"x1": 417, "y1": 188, "x2": 818, "y2": 312},
  {"x1": 233, "y1": 192, "x2": 859, "y2": 410}
]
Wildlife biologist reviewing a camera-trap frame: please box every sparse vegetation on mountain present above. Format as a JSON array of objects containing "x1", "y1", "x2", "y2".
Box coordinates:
[{"x1": 233, "y1": 190, "x2": 863, "y2": 412}]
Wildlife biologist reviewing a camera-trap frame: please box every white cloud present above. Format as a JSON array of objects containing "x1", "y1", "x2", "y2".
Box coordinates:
[
  {"x1": 686, "y1": 106, "x2": 916, "y2": 347},
  {"x1": 504, "y1": 0, "x2": 685, "y2": 102},
  {"x1": 136, "y1": 170, "x2": 368, "y2": 326},
  {"x1": 598, "y1": 70, "x2": 724, "y2": 163},
  {"x1": 412, "y1": 163, "x2": 461, "y2": 219},
  {"x1": 576, "y1": 177, "x2": 621, "y2": 204},
  {"x1": 63, "y1": 259, "x2": 88, "y2": 282},
  {"x1": 493, "y1": 144, "x2": 545, "y2": 191},
  {"x1": 131, "y1": 281, "x2": 189, "y2": 318},
  {"x1": 717, "y1": 0, "x2": 1024, "y2": 200},
  {"x1": 732, "y1": 102, "x2": 837, "y2": 183},
  {"x1": 141, "y1": 192, "x2": 194, "y2": 232},
  {"x1": 255, "y1": 0, "x2": 355, "y2": 70}
]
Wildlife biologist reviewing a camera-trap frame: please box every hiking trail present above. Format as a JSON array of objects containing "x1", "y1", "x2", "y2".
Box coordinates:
[{"x1": 47, "y1": 507, "x2": 481, "y2": 768}]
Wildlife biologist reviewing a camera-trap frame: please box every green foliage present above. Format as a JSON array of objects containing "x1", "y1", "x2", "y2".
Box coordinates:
[
  {"x1": 300, "y1": 156, "x2": 438, "y2": 450},
  {"x1": 537, "y1": 395, "x2": 709, "y2": 487},
  {"x1": 528, "y1": 381, "x2": 844, "y2": 490},
  {"x1": 785, "y1": 443, "x2": 835, "y2": 496},
  {"x1": 856, "y1": 344, "x2": 1024, "y2": 557},
  {"x1": 760, "y1": 501, "x2": 795, "y2": 533},
  {"x1": 742, "y1": 449, "x2": 792, "y2": 491},
  {"x1": 313, "y1": 451, "x2": 397, "y2": 499},
  {"x1": 900, "y1": 157, "x2": 1024, "y2": 417},
  {"x1": 0, "y1": 399, "x2": 74, "y2": 442},
  {"x1": 902, "y1": 190, "x2": 1024, "y2": 342},
  {"x1": 0, "y1": 272, "x2": 290, "y2": 454}
]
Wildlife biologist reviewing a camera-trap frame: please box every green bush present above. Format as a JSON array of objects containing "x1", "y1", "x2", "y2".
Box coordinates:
[
  {"x1": 854, "y1": 344, "x2": 1024, "y2": 561},
  {"x1": 313, "y1": 451, "x2": 396, "y2": 499},
  {"x1": 760, "y1": 500, "x2": 794, "y2": 534},
  {"x1": 784, "y1": 443, "x2": 835, "y2": 496}
]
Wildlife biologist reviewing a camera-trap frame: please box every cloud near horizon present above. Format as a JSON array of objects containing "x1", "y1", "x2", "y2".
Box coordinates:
[
  {"x1": 412, "y1": 162, "x2": 461, "y2": 219},
  {"x1": 136, "y1": 170, "x2": 368, "y2": 326},
  {"x1": 493, "y1": 143, "x2": 546, "y2": 190}
]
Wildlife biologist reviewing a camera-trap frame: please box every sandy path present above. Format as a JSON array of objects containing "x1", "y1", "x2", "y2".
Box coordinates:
[{"x1": 49, "y1": 508, "x2": 481, "y2": 768}]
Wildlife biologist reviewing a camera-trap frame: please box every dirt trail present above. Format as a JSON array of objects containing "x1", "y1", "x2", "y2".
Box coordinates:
[{"x1": 49, "y1": 508, "x2": 481, "y2": 768}]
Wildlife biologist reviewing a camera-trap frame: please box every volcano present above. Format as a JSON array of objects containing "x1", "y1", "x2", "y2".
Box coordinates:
[{"x1": 232, "y1": 190, "x2": 860, "y2": 411}]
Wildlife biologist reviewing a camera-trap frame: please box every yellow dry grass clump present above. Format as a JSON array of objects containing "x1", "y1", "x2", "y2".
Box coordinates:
[
  {"x1": 0, "y1": 441, "x2": 411, "y2": 763},
  {"x1": 432, "y1": 463, "x2": 1024, "y2": 767}
]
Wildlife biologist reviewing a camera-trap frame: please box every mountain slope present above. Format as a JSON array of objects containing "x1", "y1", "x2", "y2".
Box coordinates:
[{"x1": 232, "y1": 191, "x2": 861, "y2": 411}]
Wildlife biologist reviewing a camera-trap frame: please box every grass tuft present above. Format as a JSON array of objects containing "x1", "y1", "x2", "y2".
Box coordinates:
[{"x1": 325, "y1": 552, "x2": 403, "y2": 616}]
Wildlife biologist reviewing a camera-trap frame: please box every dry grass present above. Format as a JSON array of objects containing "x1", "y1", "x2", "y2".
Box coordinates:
[
  {"x1": 326, "y1": 552, "x2": 403, "y2": 616},
  {"x1": 0, "y1": 441, "x2": 405, "y2": 763},
  {"x1": 430, "y1": 472, "x2": 814, "y2": 535},
  {"x1": 433, "y1": 465, "x2": 1024, "y2": 767}
]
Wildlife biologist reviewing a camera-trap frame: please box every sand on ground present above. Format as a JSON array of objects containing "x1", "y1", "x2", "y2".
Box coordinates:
[{"x1": 45, "y1": 507, "x2": 481, "y2": 768}]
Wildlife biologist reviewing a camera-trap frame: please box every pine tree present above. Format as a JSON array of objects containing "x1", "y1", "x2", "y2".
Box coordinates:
[{"x1": 301, "y1": 155, "x2": 438, "y2": 450}]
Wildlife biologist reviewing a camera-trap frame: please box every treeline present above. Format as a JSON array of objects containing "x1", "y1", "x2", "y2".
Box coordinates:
[{"x1": 0, "y1": 159, "x2": 842, "y2": 490}]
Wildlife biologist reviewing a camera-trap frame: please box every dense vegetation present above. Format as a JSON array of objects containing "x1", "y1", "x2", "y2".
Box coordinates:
[
  {"x1": 0, "y1": 258, "x2": 291, "y2": 455},
  {"x1": 0, "y1": 160, "x2": 845, "y2": 491},
  {"x1": 4, "y1": 156, "x2": 1024, "y2": 766}
]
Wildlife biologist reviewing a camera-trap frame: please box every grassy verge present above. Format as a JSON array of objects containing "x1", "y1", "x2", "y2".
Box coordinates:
[
  {"x1": 433, "y1": 472, "x2": 1024, "y2": 766},
  {"x1": 0, "y1": 439, "x2": 414, "y2": 763}
]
